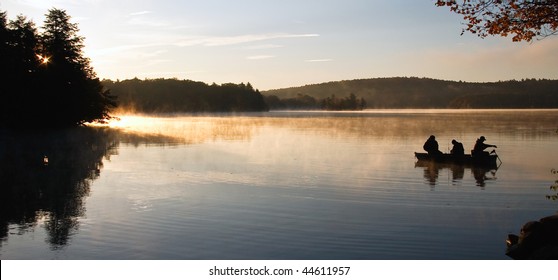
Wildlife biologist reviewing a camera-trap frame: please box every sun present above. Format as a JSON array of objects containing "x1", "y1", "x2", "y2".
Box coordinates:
[{"x1": 36, "y1": 54, "x2": 50, "y2": 65}]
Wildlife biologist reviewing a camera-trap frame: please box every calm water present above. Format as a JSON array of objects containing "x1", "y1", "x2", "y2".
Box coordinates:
[{"x1": 1, "y1": 110, "x2": 557, "y2": 260}]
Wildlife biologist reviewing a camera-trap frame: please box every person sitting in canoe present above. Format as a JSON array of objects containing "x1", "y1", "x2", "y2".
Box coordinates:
[
  {"x1": 450, "y1": 139, "x2": 464, "y2": 156},
  {"x1": 423, "y1": 135, "x2": 442, "y2": 156},
  {"x1": 472, "y1": 136, "x2": 497, "y2": 157}
]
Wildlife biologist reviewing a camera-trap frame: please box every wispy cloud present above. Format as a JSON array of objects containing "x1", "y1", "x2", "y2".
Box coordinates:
[
  {"x1": 13, "y1": 0, "x2": 110, "y2": 10},
  {"x1": 136, "y1": 70, "x2": 207, "y2": 78},
  {"x1": 246, "y1": 55, "x2": 275, "y2": 60},
  {"x1": 305, "y1": 59, "x2": 333, "y2": 62},
  {"x1": 175, "y1": 33, "x2": 319, "y2": 47},
  {"x1": 125, "y1": 10, "x2": 175, "y2": 28},
  {"x1": 129, "y1": 11, "x2": 152, "y2": 16},
  {"x1": 243, "y1": 44, "x2": 284, "y2": 50},
  {"x1": 127, "y1": 17, "x2": 171, "y2": 27},
  {"x1": 144, "y1": 59, "x2": 172, "y2": 67},
  {"x1": 87, "y1": 44, "x2": 159, "y2": 56},
  {"x1": 13, "y1": 0, "x2": 77, "y2": 10}
]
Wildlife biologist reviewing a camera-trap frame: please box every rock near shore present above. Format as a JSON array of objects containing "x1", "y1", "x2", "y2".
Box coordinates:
[{"x1": 506, "y1": 214, "x2": 558, "y2": 260}]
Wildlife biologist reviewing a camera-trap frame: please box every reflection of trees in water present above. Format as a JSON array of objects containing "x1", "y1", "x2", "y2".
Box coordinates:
[
  {"x1": 0, "y1": 127, "x2": 185, "y2": 250},
  {"x1": 0, "y1": 127, "x2": 119, "y2": 249}
]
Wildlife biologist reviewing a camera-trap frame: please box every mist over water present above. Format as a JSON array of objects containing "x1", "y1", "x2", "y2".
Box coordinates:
[{"x1": 1, "y1": 110, "x2": 557, "y2": 259}]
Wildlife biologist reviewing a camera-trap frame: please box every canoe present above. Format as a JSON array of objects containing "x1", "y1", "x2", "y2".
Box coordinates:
[{"x1": 414, "y1": 152, "x2": 499, "y2": 167}]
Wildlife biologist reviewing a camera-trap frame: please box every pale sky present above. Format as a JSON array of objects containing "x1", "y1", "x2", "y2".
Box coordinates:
[{"x1": 2, "y1": 0, "x2": 558, "y2": 90}]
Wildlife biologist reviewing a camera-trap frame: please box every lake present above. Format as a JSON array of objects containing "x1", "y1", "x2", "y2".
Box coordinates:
[{"x1": 1, "y1": 110, "x2": 557, "y2": 260}]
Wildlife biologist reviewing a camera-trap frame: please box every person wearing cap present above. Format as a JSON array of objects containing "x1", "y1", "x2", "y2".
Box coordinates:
[
  {"x1": 450, "y1": 139, "x2": 465, "y2": 156},
  {"x1": 472, "y1": 136, "x2": 497, "y2": 156},
  {"x1": 423, "y1": 135, "x2": 442, "y2": 156}
]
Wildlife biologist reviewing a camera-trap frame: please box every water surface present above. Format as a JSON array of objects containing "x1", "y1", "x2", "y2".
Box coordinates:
[{"x1": 1, "y1": 110, "x2": 557, "y2": 259}]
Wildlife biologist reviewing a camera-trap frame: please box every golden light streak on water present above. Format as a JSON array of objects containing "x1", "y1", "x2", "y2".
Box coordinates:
[{"x1": 105, "y1": 114, "x2": 257, "y2": 144}]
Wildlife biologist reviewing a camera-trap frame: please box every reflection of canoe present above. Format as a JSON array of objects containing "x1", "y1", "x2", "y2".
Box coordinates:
[{"x1": 414, "y1": 152, "x2": 499, "y2": 167}]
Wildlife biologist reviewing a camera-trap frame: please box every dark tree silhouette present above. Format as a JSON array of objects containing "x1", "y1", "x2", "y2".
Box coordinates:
[
  {"x1": 436, "y1": 0, "x2": 558, "y2": 42},
  {"x1": 0, "y1": 8, "x2": 116, "y2": 128},
  {"x1": 104, "y1": 78, "x2": 268, "y2": 113},
  {"x1": 39, "y1": 8, "x2": 116, "y2": 126},
  {"x1": 0, "y1": 13, "x2": 43, "y2": 127},
  {"x1": 321, "y1": 93, "x2": 367, "y2": 110}
]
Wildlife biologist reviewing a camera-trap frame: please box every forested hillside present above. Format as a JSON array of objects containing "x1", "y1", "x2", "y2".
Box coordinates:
[
  {"x1": 103, "y1": 78, "x2": 268, "y2": 113},
  {"x1": 263, "y1": 77, "x2": 558, "y2": 109},
  {"x1": 103, "y1": 77, "x2": 557, "y2": 113}
]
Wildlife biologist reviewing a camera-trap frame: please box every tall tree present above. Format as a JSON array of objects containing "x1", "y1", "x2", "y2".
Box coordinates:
[
  {"x1": 0, "y1": 12, "x2": 11, "y2": 125},
  {"x1": 0, "y1": 14, "x2": 42, "y2": 126},
  {"x1": 9, "y1": 15, "x2": 40, "y2": 73},
  {"x1": 436, "y1": 0, "x2": 558, "y2": 42},
  {"x1": 0, "y1": 12, "x2": 9, "y2": 72},
  {"x1": 39, "y1": 8, "x2": 115, "y2": 126},
  {"x1": 0, "y1": 12, "x2": 10, "y2": 72},
  {"x1": 41, "y1": 8, "x2": 92, "y2": 78}
]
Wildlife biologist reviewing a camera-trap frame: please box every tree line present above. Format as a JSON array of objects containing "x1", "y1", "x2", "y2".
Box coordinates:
[
  {"x1": 103, "y1": 78, "x2": 268, "y2": 113},
  {"x1": 264, "y1": 93, "x2": 367, "y2": 110},
  {"x1": 263, "y1": 77, "x2": 558, "y2": 109},
  {"x1": 1, "y1": 9, "x2": 116, "y2": 128},
  {"x1": 105, "y1": 77, "x2": 558, "y2": 112}
]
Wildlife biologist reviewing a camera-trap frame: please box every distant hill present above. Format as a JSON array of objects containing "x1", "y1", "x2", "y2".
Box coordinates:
[{"x1": 262, "y1": 77, "x2": 558, "y2": 109}]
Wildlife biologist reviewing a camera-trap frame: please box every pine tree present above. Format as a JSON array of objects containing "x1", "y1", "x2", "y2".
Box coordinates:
[
  {"x1": 39, "y1": 8, "x2": 116, "y2": 126},
  {"x1": 0, "y1": 8, "x2": 116, "y2": 128},
  {"x1": 0, "y1": 13, "x2": 42, "y2": 126}
]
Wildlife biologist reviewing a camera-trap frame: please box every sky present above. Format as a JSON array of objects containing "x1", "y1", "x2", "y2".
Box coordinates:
[{"x1": 2, "y1": 0, "x2": 558, "y2": 90}]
